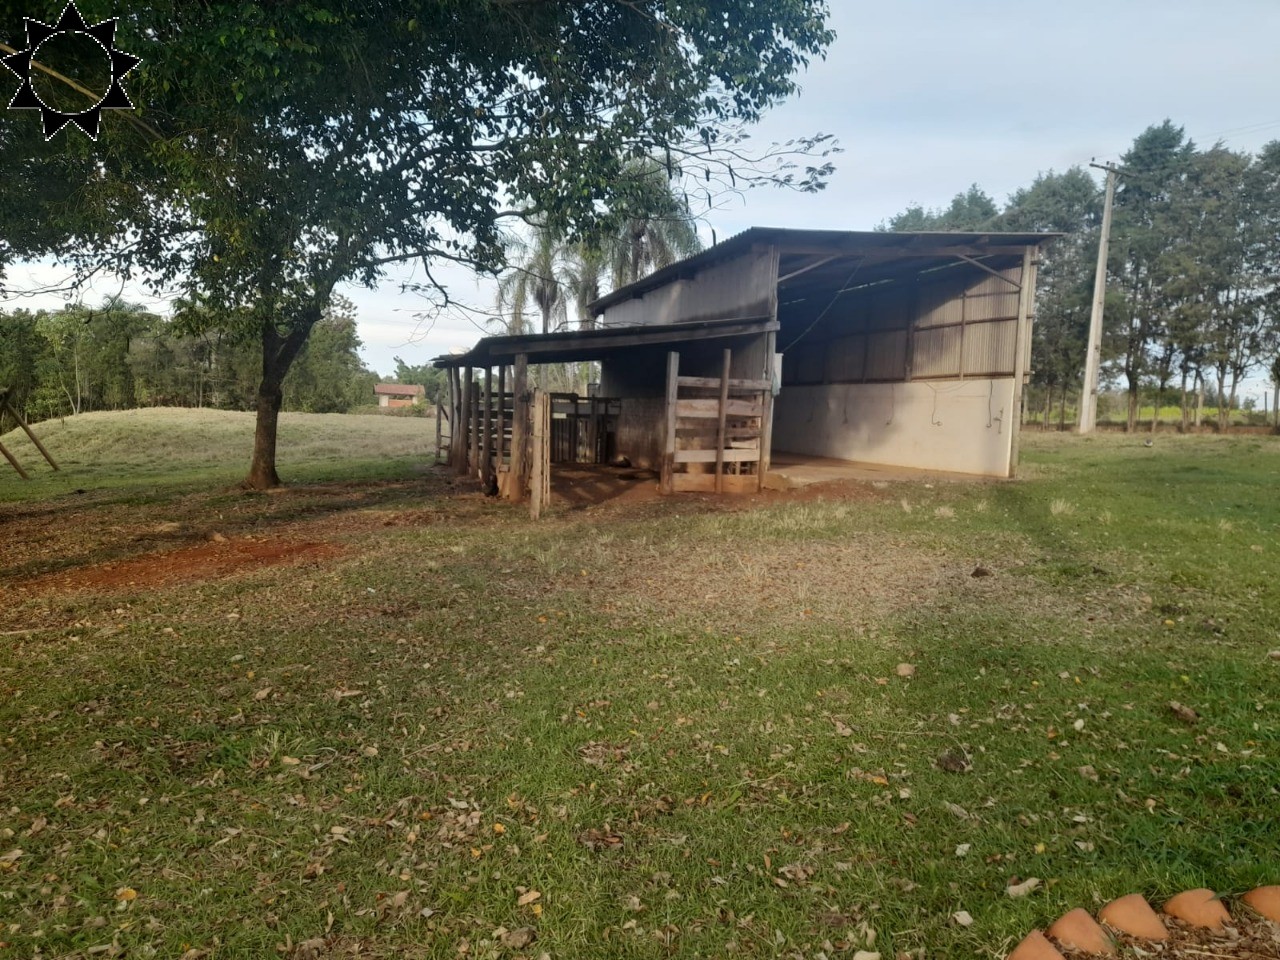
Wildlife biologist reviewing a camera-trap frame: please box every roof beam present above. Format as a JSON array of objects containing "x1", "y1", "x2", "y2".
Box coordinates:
[
  {"x1": 954, "y1": 254, "x2": 1021, "y2": 290},
  {"x1": 777, "y1": 255, "x2": 840, "y2": 285},
  {"x1": 775, "y1": 243, "x2": 1032, "y2": 259}
]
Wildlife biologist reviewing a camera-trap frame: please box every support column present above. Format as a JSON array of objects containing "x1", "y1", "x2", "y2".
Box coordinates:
[
  {"x1": 661, "y1": 350, "x2": 679, "y2": 494},
  {"x1": 496, "y1": 364, "x2": 507, "y2": 470},
  {"x1": 715, "y1": 348, "x2": 731, "y2": 494},
  {"x1": 509, "y1": 354, "x2": 529, "y2": 502},
  {"x1": 469, "y1": 367, "x2": 481, "y2": 478},
  {"x1": 759, "y1": 330, "x2": 777, "y2": 487},
  {"x1": 458, "y1": 366, "x2": 473, "y2": 476},
  {"x1": 482, "y1": 367, "x2": 493, "y2": 488}
]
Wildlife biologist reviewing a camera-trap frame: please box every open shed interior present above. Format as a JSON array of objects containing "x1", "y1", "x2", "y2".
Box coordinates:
[{"x1": 434, "y1": 229, "x2": 1053, "y2": 503}]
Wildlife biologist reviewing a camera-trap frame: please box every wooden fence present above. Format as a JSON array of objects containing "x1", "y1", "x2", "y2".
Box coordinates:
[{"x1": 661, "y1": 348, "x2": 772, "y2": 494}]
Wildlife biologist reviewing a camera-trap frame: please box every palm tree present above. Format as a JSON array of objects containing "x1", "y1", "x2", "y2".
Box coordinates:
[
  {"x1": 607, "y1": 157, "x2": 702, "y2": 288},
  {"x1": 494, "y1": 158, "x2": 702, "y2": 338},
  {"x1": 494, "y1": 226, "x2": 567, "y2": 337}
]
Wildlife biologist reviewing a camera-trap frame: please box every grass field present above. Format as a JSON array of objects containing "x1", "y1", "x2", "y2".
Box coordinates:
[
  {"x1": 1, "y1": 412, "x2": 1277, "y2": 959},
  {"x1": 0, "y1": 407, "x2": 432, "y2": 501}
]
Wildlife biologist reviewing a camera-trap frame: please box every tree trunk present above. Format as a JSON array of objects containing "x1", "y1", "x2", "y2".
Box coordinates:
[
  {"x1": 246, "y1": 379, "x2": 285, "y2": 489},
  {"x1": 1151, "y1": 384, "x2": 1162, "y2": 434},
  {"x1": 1194, "y1": 373, "x2": 1204, "y2": 428},
  {"x1": 244, "y1": 316, "x2": 318, "y2": 490},
  {"x1": 1126, "y1": 382, "x2": 1139, "y2": 433},
  {"x1": 1058, "y1": 387, "x2": 1067, "y2": 431},
  {"x1": 1273, "y1": 383, "x2": 1278, "y2": 430}
]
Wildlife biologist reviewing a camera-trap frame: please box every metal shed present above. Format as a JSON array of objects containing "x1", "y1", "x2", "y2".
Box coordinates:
[{"x1": 434, "y1": 227, "x2": 1057, "y2": 501}]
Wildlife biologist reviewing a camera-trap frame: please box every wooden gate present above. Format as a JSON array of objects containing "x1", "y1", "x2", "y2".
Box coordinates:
[{"x1": 661, "y1": 349, "x2": 772, "y2": 494}]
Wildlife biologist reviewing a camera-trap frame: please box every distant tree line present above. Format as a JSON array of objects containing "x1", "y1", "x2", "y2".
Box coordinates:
[
  {"x1": 882, "y1": 120, "x2": 1280, "y2": 431},
  {"x1": 0, "y1": 295, "x2": 381, "y2": 433}
]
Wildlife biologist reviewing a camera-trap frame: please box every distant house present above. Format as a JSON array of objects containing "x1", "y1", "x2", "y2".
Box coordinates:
[{"x1": 374, "y1": 383, "x2": 425, "y2": 408}]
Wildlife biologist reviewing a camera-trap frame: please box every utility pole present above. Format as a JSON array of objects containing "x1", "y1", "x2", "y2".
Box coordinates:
[{"x1": 1078, "y1": 162, "x2": 1120, "y2": 433}]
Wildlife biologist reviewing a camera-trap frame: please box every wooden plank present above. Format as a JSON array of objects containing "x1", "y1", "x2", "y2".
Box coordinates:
[
  {"x1": 661, "y1": 351, "x2": 679, "y2": 494},
  {"x1": 676, "y1": 375, "x2": 772, "y2": 392},
  {"x1": 715, "y1": 348, "x2": 731, "y2": 494},
  {"x1": 509, "y1": 354, "x2": 529, "y2": 502},
  {"x1": 676, "y1": 425, "x2": 759, "y2": 439},
  {"x1": 0, "y1": 393, "x2": 57, "y2": 470},
  {"x1": 0, "y1": 437, "x2": 29, "y2": 480},
  {"x1": 676, "y1": 398, "x2": 761, "y2": 419},
  {"x1": 457, "y1": 367, "x2": 472, "y2": 476},
  {"x1": 674, "y1": 448, "x2": 760, "y2": 464},
  {"x1": 673, "y1": 472, "x2": 759, "y2": 494}
]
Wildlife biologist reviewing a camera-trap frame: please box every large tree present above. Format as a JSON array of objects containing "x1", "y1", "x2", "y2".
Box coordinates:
[{"x1": 2, "y1": 1, "x2": 835, "y2": 487}]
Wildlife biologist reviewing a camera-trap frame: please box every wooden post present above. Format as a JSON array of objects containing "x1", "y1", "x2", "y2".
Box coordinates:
[
  {"x1": 509, "y1": 354, "x2": 529, "y2": 502},
  {"x1": 496, "y1": 365, "x2": 507, "y2": 469},
  {"x1": 458, "y1": 366, "x2": 473, "y2": 475},
  {"x1": 0, "y1": 392, "x2": 58, "y2": 471},
  {"x1": 661, "y1": 350, "x2": 680, "y2": 494},
  {"x1": 469, "y1": 367, "x2": 481, "y2": 478},
  {"x1": 0, "y1": 437, "x2": 29, "y2": 479},
  {"x1": 453, "y1": 366, "x2": 468, "y2": 471},
  {"x1": 482, "y1": 367, "x2": 494, "y2": 487},
  {"x1": 715, "y1": 348, "x2": 731, "y2": 494},
  {"x1": 530, "y1": 390, "x2": 551, "y2": 520},
  {"x1": 434, "y1": 391, "x2": 443, "y2": 462},
  {"x1": 1009, "y1": 246, "x2": 1037, "y2": 478},
  {"x1": 759, "y1": 330, "x2": 777, "y2": 490}
]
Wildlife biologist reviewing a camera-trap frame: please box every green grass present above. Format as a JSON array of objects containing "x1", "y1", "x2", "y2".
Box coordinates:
[
  {"x1": 1, "y1": 420, "x2": 1277, "y2": 959},
  {"x1": 0, "y1": 407, "x2": 434, "y2": 502}
]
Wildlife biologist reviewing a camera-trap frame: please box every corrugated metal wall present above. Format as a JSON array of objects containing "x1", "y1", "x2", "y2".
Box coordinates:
[
  {"x1": 601, "y1": 248, "x2": 778, "y2": 328},
  {"x1": 783, "y1": 262, "x2": 1025, "y2": 387}
]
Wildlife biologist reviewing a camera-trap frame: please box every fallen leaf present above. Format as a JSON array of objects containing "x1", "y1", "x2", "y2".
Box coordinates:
[
  {"x1": 1078, "y1": 765, "x2": 1099, "y2": 782},
  {"x1": 943, "y1": 802, "x2": 970, "y2": 820},
  {"x1": 254, "y1": 687, "x2": 272, "y2": 701},
  {"x1": 1167, "y1": 701, "x2": 1198, "y2": 724},
  {"x1": 936, "y1": 749, "x2": 971, "y2": 774},
  {"x1": 517, "y1": 890, "x2": 541, "y2": 906},
  {"x1": 281, "y1": 756, "x2": 301, "y2": 766},
  {"x1": 1006, "y1": 877, "x2": 1041, "y2": 898},
  {"x1": 952, "y1": 910, "x2": 974, "y2": 927},
  {"x1": 955, "y1": 843, "x2": 971, "y2": 858},
  {"x1": 833, "y1": 719, "x2": 854, "y2": 737},
  {"x1": 115, "y1": 887, "x2": 138, "y2": 901},
  {"x1": 895, "y1": 663, "x2": 916, "y2": 678},
  {"x1": 500, "y1": 927, "x2": 536, "y2": 949}
]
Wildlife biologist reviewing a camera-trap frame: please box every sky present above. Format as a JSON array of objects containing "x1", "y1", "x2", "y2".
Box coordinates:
[{"x1": 7, "y1": 0, "x2": 1280, "y2": 389}]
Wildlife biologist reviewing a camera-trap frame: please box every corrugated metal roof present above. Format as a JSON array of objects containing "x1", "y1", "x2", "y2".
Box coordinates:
[{"x1": 587, "y1": 227, "x2": 1059, "y2": 316}]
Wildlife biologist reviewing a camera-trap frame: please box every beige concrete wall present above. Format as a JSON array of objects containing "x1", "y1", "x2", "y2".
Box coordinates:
[{"x1": 772, "y1": 378, "x2": 1016, "y2": 477}]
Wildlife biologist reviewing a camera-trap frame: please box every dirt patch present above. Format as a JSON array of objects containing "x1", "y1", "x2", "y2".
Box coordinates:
[{"x1": 15, "y1": 537, "x2": 342, "y2": 596}]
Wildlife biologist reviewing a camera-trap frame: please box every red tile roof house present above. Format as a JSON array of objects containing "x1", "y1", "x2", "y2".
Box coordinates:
[{"x1": 374, "y1": 383, "x2": 425, "y2": 409}]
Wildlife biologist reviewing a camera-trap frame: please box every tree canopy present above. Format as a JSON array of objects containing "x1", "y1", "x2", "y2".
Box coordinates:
[
  {"x1": 882, "y1": 121, "x2": 1280, "y2": 431},
  {"x1": 2, "y1": 0, "x2": 836, "y2": 485}
]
